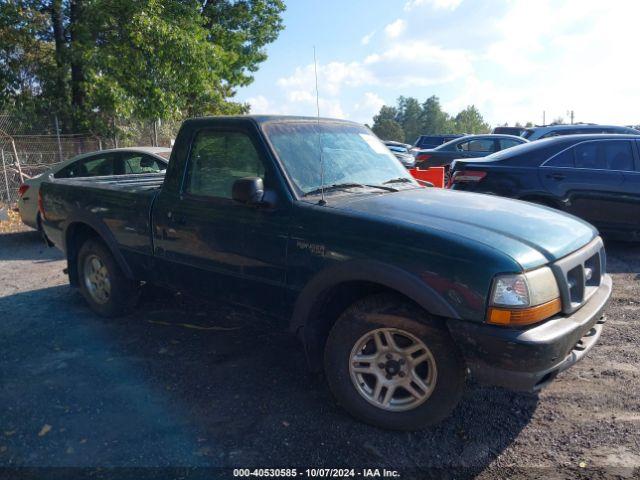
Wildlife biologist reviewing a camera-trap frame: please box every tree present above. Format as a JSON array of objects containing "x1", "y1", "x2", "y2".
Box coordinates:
[
  {"x1": 454, "y1": 105, "x2": 490, "y2": 134},
  {"x1": 0, "y1": 0, "x2": 285, "y2": 135},
  {"x1": 396, "y1": 96, "x2": 422, "y2": 144},
  {"x1": 371, "y1": 105, "x2": 404, "y2": 141},
  {"x1": 420, "y1": 95, "x2": 453, "y2": 134}
]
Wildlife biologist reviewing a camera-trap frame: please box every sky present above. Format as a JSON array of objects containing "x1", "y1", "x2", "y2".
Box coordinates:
[{"x1": 236, "y1": 0, "x2": 640, "y2": 128}]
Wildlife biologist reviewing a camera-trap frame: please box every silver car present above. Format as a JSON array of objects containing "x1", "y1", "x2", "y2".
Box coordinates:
[{"x1": 17, "y1": 147, "x2": 170, "y2": 231}]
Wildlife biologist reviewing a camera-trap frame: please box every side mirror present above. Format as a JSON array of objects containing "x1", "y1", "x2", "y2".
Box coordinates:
[{"x1": 232, "y1": 177, "x2": 265, "y2": 205}]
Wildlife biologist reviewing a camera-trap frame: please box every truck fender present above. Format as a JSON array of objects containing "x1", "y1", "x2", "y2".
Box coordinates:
[
  {"x1": 63, "y1": 213, "x2": 135, "y2": 285},
  {"x1": 290, "y1": 260, "x2": 461, "y2": 370}
]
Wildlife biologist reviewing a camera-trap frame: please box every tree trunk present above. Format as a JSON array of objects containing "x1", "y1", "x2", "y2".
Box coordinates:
[
  {"x1": 50, "y1": 0, "x2": 68, "y2": 132},
  {"x1": 70, "y1": 0, "x2": 86, "y2": 131}
]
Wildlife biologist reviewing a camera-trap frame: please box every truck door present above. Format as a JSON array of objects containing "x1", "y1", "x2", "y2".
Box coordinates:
[{"x1": 152, "y1": 127, "x2": 290, "y2": 315}]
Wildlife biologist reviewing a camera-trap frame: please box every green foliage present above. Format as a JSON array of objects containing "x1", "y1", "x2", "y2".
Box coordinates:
[
  {"x1": 0, "y1": 0, "x2": 285, "y2": 136},
  {"x1": 396, "y1": 96, "x2": 422, "y2": 144},
  {"x1": 371, "y1": 95, "x2": 492, "y2": 143},
  {"x1": 371, "y1": 106, "x2": 404, "y2": 141},
  {"x1": 454, "y1": 105, "x2": 490, "y2": 134},
  {"x1": 421, "y1": 96, "x2": 454, "y2": 135}
]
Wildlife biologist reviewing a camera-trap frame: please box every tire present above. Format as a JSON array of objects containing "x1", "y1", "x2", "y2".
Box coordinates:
[
  {"x1": 324, "y1": 294, "x2": 465, "y2": 430},
  {"x1": 77, "y1": 239, "x2": 139, "y2": 317}
]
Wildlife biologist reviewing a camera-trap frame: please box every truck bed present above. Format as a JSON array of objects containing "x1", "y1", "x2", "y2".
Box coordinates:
[{"x1": 40, "y1": 173, "x2": 165, "y2": 269}]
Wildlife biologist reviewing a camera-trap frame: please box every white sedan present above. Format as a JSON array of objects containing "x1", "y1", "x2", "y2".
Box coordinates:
[{"x1": 17, "y1": 147, "x2": 170, "y2": 231}]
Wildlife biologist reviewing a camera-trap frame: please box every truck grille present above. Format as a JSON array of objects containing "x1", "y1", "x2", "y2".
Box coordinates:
[{"x1": 550, "y1": 237, "x2": 605, "y2": 314}]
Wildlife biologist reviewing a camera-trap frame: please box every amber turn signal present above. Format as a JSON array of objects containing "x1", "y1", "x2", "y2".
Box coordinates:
[{"x1": 487, "y1": 298, "x2": 562, "y2": 326}]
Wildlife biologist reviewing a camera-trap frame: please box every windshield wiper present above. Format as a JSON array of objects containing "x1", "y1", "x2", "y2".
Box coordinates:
[
  {"x1": 303, "y1": 182, "x2": 397, "y2": 197},
  {"x1": 383, "y1": 177, "x2": 414, "y2": 185}
]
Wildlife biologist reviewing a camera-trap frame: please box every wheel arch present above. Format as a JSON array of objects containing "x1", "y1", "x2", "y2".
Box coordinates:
[
  {"x1": 291, "y1": 261, "x2": 460, "y2": 372},
  {"x1": 64, "y1": 218, "x2": 134, "y2": 286}
]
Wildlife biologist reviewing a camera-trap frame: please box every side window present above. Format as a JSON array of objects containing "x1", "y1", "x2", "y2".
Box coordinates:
[
  {"x1": 546, "y1": 148, "x2": 575, "y2": 167},
  {"x1": 499, "y1": 139, "x2": 521, "y2": 150},
  {"x1": 601, "y1": 141, "x2": 634, "y2": 171},
  {"x1": 121, "y1": 154, "x2": 165, "y2": 174},
  {"x1": 186, "y1": 130, "x2": 265, "y2": 198},
  {"x1": 54, "y1": 155, "x2": 113, "y2": 178},
  {"x1": 541, "y1": 130, "x2": 566, "y2": 138},
  {"x1": 83, "y1": 155, "x2": 115, "y2": 176},
  {"x1": 574, "y1": 142, "x2": 602, "y2": 169},
  {"x1": 457, "y1": 139, "x2": 494, "y2": 152}
]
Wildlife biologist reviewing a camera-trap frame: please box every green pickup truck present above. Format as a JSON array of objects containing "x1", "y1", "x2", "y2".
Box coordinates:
[{"x1": 40, "y1": 116, "x2": 611, "y2": 430}]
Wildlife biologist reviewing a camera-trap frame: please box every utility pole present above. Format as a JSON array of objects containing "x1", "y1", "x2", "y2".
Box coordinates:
[
  {"x1": 54, "y1": 114, "x2": 63, "y2": 162},
  {"x1": 567, "y1": 110, "x2": 574, "y2": 125},
  {"x1": 152, "y1": 119, "x2": 158, "y2": 147},
  {"x1": 543, "y1": 110, "x2": 546, "y2": 125}
]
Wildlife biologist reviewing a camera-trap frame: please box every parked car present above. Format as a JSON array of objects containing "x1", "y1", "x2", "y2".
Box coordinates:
[
  {"x1": 383, "y1": 141, "x2": 415, "y2": 168},
  {"x1": 40, "y1": 115, "x2": 610, "y2": 430},
  {"x1": 522, "y1": 124, "x2": 640, "y2": 141},
  {"x1": 449, "y1": 134, "x2": 640, "y2": 240},
  {"x1": 415, "y1": 134, "x2": 528, "y2": 168},
  {"x1": 17, "y1": 147, "x2": 170, "y2": 231},
  {"x1": 492, "y1": 126, "x2": 526, "y2": 136},
  {"x1": 413, "y1": 134, "x2": 464, "y2": 150}
]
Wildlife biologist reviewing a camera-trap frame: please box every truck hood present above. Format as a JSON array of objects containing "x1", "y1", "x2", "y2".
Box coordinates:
[{"x1": 336, "y1": 188, "x2": 597, "y2": 270}]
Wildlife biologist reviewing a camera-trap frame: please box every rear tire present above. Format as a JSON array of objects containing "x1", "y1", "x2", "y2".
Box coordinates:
[
  {"x1": 77, "y1": 239, "x2": 139, "y2": 317},
  {"x1": 323, "y1": 294, "x2": 466, "y2": 430}
]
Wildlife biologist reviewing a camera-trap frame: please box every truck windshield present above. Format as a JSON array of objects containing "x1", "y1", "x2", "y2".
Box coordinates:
[{"x1": 263, "y1": 121, "x2": 417, "y2": 197}]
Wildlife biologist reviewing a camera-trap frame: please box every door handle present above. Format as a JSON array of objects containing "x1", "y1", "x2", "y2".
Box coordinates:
[{"x1": 547, "y1": 173, "x2": 566, "y2": 180}]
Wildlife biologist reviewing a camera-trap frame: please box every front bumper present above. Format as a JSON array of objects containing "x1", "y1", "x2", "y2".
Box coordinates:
[{"x1": 448, "y1": 274, "x2": 612, "y2": 391}]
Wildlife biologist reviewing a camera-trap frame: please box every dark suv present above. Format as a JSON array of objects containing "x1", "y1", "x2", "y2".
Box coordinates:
[
  {"x1": 413, "y1": 134, "x2": 464, "y2": 150},
  {"x1": 449, "y1": 135, "x2": 640, "y2": 239},
  {"x1": 522, "y1": 124, "x2": 640, "y2": 141}
]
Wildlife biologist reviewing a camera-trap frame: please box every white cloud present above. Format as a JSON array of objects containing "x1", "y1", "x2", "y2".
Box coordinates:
[
  {"x1": 277, "y1": 61, "x2": 373, "y2": 98},
  {"x1": 244, "y1": 0, "x2": 640, "y2": 127},
  {"x1": 404, "y1": 0, "x2": 462, "y2": 11},
  {"x1": 384, "y1": 19, "x2": 406, "y2": 39},
  {"x1": 361, "y1": 31, "x2": 375, "y2": 45},
  {"x1": 246, "y1": 95, "x2": 271, "y2": 114},
  {"x1": 272, "y1": 38, "x2": 473, "y2": 122},
  {"x1": 475, "y1": 0, "x2": 640, "y2": 125},
  {"x1": 364, "y1": 40, "x2": 472, "y2": 87},
  {"x1": 352, "y1": 92, "x2": 386, "y2": 123}
]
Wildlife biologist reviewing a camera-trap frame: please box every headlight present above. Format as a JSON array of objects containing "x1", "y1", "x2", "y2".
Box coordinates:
[
  {"x1": 488, "y1": 267, "x2": 561, "y2": 326},
  {"x1": 491, "y1": 274, "x2": 529, "y2": 306}
]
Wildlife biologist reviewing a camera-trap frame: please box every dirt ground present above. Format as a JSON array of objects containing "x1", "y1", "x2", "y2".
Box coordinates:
[{"x1": 0, "y1": 225, "x2": 638, "y2": 479}]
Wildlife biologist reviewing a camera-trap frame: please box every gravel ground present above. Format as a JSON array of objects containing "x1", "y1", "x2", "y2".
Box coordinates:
[{"x1": 0, "y1": 228, "x2": 638, "y2": 479}]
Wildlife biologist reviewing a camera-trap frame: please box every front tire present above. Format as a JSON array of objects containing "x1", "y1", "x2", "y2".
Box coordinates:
[
  {"x1": 77, "y1": 239, "x2": 139, "y2": 317},
  {"x1": 324, "y1": 294, "x2": 465, "y2": 430}
]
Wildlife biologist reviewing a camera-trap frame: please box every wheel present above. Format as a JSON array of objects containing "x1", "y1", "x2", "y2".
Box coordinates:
[
  {"x1": 324, "y1": 294, "x2": 465, "y2": 430},
  {"x1": 77, "y1": 239, "x2": 139, "y2": 317}
]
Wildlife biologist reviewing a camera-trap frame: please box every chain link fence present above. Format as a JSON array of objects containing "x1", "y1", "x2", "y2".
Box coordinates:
[{"x1": 0, "y1": 114, "x2": 176, "y2": 206}]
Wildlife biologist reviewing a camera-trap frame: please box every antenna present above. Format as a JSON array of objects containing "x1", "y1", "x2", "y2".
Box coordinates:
[{"x1": 313, "y1": 46, "x2": 326, "y2": 206}]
